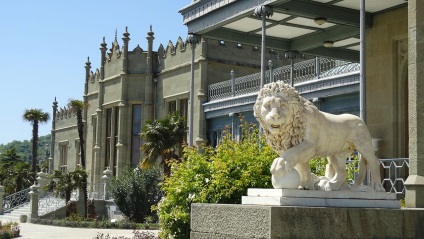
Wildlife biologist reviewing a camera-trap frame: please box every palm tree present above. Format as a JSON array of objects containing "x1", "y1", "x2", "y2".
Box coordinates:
[
  {"x1": 67, "y1": 99, "x2": 89, "y2": 218},
  {"x1": 22, "y1": 109, "x2": 50, "y2": 180},
  {"x1": 140, "y1": 113, "x2": 187, "y2": 176},
  {"x1": 45, "y1": 167, "x2": 87, "y2": 217}
]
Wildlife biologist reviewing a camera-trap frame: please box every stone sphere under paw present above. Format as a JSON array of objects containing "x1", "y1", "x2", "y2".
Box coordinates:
[{"x1": 271, "y1": 170, "x2": 300, "y2": 189}]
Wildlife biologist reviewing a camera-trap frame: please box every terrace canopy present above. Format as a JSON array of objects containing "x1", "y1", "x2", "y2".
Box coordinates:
[{"x1": 179, "y1": 0, "x2": 406, "y2": 62}]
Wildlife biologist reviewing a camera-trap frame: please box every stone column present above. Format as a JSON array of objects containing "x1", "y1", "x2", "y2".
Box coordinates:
[
  {"x1": 405, "y1": 0, "x2": 424, "y2": 208},
  {"x1": 0, "y1": 183, "x2": 4, "y2": 214},
  {"x1": 50, "y1": 98, "x2": 58, "y2": 173},
  {"x1": 102, "y1": 167, "x2": 113, "y2": 200},
  {"x1": 195, "y1": 38, "x2": 208, "y2": 149},
  {"x1": 36, "y1": 172, "x2": 49, "y2": 197},
  {"x1": 28, "y1": 184, "x2": 40, "y2": 222},
  {"x1": 187, "y1": 34, "x2": 200, "y2": 146},
  {"x1": 254, "y1": 5, "x2": 273, "y2": 88}
]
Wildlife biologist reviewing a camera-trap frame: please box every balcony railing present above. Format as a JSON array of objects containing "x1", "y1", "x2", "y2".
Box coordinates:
[{"x1": 208, "y1": 57, "x2": 360, "y2": 101}]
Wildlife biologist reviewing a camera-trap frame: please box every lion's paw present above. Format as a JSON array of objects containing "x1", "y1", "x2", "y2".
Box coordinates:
[
  {"x1": 322, "y1": 181, "x2": 343, "y2": 191},
  {"x1": 270, "y1": 157, "x2": 286, "y2": 176}
]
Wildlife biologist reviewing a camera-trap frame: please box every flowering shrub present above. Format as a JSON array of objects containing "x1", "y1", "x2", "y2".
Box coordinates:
[{"x1": 155, "y1": 122, "x2": 277, "y2": 239}]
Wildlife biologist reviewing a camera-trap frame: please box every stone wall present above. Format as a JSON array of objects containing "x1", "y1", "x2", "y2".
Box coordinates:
[
  {"x1": 191, "y1": 203, "x2": 424, "y2": 239},
  {"x1": 366, "y1": 6, "x2": 408, "y2": 158}
]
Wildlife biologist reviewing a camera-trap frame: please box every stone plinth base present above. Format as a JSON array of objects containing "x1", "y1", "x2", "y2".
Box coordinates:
[
  {"x1": 242, "y1": 188, "x2": 400, "y2": 209},
  {"x1": 191, "y1": 203, "x2": 424, "y2": 239}
]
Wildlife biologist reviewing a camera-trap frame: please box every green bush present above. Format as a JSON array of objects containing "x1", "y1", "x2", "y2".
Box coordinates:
[
  {"x1": 108, "y1": 166, "x2": 161, "y2": 222},
  {"x1": 310, "y1": 155, "x2": 359, "y2": 184},
  {"x1": 0, "y1": 221, "x2": 19, "y2": 239},
  {"x1": 155, "y1": 122, "x2": 277, "y2": 239}
]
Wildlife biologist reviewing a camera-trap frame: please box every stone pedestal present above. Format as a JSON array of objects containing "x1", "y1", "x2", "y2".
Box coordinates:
[
  {"x1": 191, "y1": 203, "x2": 424, "y2": 239},
  {"x1": 242, "y1": 188, "x2": 400, "y2": 209},
  {"x1": 405, "y1": 175, "x2": 424, "y2": 208},
  {"x1": 28, "y1": 184, "x2": 40, "y2": 222}
]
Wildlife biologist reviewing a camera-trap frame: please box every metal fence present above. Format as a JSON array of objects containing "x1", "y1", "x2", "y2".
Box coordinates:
[
  {"x1": 379, "y1": 158, "x2": 409, "y2": 198},
  {"x1": 38, "y1": 193, "x2": 66, "y2": 216},
  {"x1": 3, "y1": 188, "x2": 30, "y2": 212},
  {"x1": 208, "y1": 57, "x2": 360, "y2": 101}
]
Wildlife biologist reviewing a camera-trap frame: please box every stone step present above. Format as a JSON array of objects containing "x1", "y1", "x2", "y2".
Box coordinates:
[{"x1": 0, "y1": 213, "x2": 22, "y2": 222}]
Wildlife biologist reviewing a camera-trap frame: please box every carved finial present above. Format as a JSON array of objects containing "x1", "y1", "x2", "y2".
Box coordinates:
[
  {"x1": 115, "y1": 28, "x2": 118, "y2": 41},
  {"x1": 123, "y1": 26, "x2": 130, "y2": 39},
  {"x1": 85, "y1": 57, "x2": 91, "y2": 68},
  {"x1": 100, "y1": 37, "x2": 107, "y2": 48},
  {"x1": 148, "y1": 25, "x2": 154, "y2": 37}
]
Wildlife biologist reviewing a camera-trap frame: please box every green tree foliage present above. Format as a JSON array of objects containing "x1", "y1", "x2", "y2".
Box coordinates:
[
  {"x1": 45, "y1": 167, "x2": 87, "y2": 217},
  {"x1": 108, "y1": 167, "x2": 162, "y2": 223},
  {"x1": 155, "y1": 122, "x2": 277, "y2": 239},
  {"x1": 0, "y1": 134, "x2": 52, "y2": 164},
  {"x1": 0, "y1": 147, "x2": 32, "y2": 195},
  {"x1": 140, "y1": 113, "x2": 187, "y2": 176}
]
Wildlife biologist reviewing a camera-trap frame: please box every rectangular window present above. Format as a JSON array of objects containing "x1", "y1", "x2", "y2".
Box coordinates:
[
  {"x1": 168, "y1": 101, "x2": 177, "y2": 115},
  {"x1": 105, "y1": 108, "x2": 112, "y2": 169},
  {"x1": 75, "y1": 140, "x2": 80, "y2": 166},
  {"x1": 209, "y1": 130, "x2": 226, "y2": 148},
  {"x1": 131, "y1": 105, "x2": 142, "y2": 167},
  {"x1": 180, "y1": 99, "x2": 188, "y2": 120},
  {"x1": 92, "y1": 115, "x2": 97, "y2": 146},
  {"x1": 180, "y1": 99, "x2": 188, "y2": 144},
  {"x1": 59, "y1": 143, "x2": 68, "y2": 172},
  {"x1": 113, "y1": 107, "x2": 119, "y2": 176}
]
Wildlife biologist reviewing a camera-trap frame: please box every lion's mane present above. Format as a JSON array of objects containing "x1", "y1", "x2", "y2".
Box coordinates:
[{"x1": 253, "y1": 81, "x2": 316, "y2": 155}]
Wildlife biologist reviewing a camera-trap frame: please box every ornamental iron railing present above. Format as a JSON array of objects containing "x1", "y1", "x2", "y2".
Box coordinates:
[
  {"x1": 379, "y1": 158, "x2": 409, "y2": 199},
  {"x1": 208, "y1": 57, "x2": 360, "y2": 101},
  {"x1": 348, "y1": 157, "x2": 409, "y2": 198},
  {"x1": 3, "y1": 188, "x2": 30, "y2": 212},
  {"x1": 38, "y1": 193, "x2": 66, "y2": 216}
]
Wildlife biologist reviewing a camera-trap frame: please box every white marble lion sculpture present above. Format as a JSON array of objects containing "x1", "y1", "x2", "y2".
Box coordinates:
[{"x1": 253, "y1": 81, "x2": 384, "y2": 192}]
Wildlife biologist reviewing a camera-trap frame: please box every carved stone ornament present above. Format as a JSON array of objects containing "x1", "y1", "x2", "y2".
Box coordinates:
[{"x1": 253, "y1": 81, "x2": 385, "y2": 192}]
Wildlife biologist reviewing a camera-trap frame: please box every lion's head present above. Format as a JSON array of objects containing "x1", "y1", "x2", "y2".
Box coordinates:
[{"x1": 253, "y1": 81, "x2": 315, "y2": 155}]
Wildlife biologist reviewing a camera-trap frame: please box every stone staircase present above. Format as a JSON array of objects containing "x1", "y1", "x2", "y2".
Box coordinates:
[
  {"x1": 1, "y1": 194, "x2": 67, "y2": 223},
  {"x1": 0, "y1": 203, "x2": 30, "y2": 222}
]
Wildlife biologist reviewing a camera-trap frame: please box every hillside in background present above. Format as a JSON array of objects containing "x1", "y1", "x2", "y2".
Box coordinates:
[{"x1": 0, "y1": 134, "x2": 52, "y2": 163}]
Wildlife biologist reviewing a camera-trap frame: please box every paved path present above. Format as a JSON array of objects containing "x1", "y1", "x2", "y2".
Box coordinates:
[{"x1": 16, "y1": 223, "x2": 159, "y2": 239}]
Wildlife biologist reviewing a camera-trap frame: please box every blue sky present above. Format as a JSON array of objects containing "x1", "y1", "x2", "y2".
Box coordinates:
[{"x1": 0, "y1": 1, "x2": 189, "y2": 145}]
